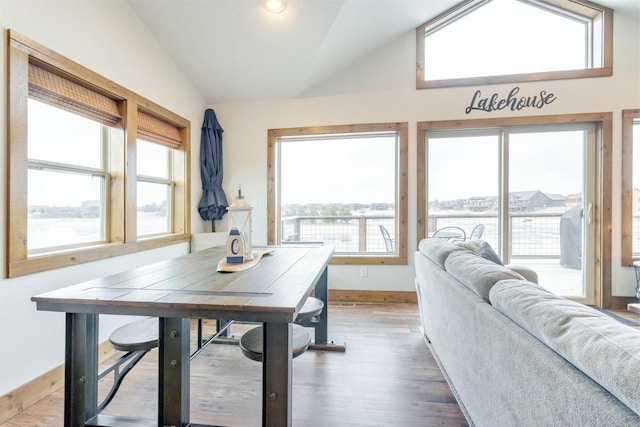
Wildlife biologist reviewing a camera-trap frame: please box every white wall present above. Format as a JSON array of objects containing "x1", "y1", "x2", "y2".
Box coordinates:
[
  {"x1": 211, "y1": 7, "x2": 640, "y2": 296},
  {"x1": 0, "y1": 0, "x2": 207, "y2": 396}
]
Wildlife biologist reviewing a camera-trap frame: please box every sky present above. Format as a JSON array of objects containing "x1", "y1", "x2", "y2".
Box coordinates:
[
  {"x1": 277, "y1": 126, "x2": 588, "y2": 207},
  {"x1": 428, "y1": 129, "x2": 587, "y2": 202},
  {"x1": 426, "y1": 0, "x2": 586, "y2": 80},
  {"x1": 280, "y1": 135, "x2": 396, "y2": 205},
  {"x1": 28, "y1": 99, "x2": 168, "y2": 208}
]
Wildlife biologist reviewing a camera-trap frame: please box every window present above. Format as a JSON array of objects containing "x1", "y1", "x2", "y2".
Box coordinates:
[
  {"x1": 137, "y1": 139, "x2": 172, "y2": 237},
  {"x1": 416, "y1": 0, "x2": 613, "y2": 89},
  {"x1": 267, "y1": 123, "x2": 408, "y2": 265},
  {"x1": 27, "y1": 99, "x2": 108, "y2": 253},
  {"x1": 418, "y1": 113, "x2": 613, "y2": 306},
  {"x1": 7, "y1": 30, "x2": 190, "y2": 277},
  {"x1": 621, "y1": 110, "x2": 640, "y2": 265}
]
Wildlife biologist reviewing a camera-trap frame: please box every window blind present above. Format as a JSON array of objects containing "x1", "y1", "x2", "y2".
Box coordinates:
[
  {"x1": 137, "y1": 110, "x2": 183, "y2": 149},
  {"x1": 28, "y1": 64, "x2": 121, "y2": 126}
]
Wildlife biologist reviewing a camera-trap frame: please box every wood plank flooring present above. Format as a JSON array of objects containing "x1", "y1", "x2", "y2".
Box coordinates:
[{"x1": 1, "y1": 303, "x2": 468, "y2": 427}]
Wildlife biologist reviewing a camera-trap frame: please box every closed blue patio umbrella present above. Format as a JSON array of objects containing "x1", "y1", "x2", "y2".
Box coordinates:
[{"x1": 198, "y1": 109, "x2": 228, "y2": 231}]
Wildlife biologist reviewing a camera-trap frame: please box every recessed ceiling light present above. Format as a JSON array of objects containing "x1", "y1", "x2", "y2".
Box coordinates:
[{"x1": 264, "y1": 0, "x2": 287, "y2": 14}]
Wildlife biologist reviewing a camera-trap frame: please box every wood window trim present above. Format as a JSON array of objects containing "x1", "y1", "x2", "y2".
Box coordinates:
[
  {"x1": 417, "y1": 113, "x2": 625, "y2": 309},
  {"x1": 621, "y1": 109, "x2": 640, "y2": 266},
  {"x1": 267, "y1": 122, "x2": 408, "y2": 265},
  {"x1": 7, "y1": 30, "x2": 191, "y2": 278},
  {"x1": 416, "y1": 0, "x2": 614, "y2": 90}
]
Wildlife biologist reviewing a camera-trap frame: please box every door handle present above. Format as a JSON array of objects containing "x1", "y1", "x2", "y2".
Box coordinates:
[{"x1": 587, "y1": 203, "x2": 593, "y2": 225}]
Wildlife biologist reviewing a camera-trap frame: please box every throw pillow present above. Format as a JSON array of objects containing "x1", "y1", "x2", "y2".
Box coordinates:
[{"x1": 478, "y1": 242, "x2": 503, "y2": 266}]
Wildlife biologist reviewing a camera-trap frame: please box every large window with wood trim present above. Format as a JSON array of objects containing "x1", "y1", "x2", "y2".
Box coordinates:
[
  {"x1": 416, "y1": 0, "x2": 613, "y2": 89},
  {"x1": 621, "y1": 109, "x2": 640, "y2": 265},
  {"x1": 267, "y1": 123, "x2": 408, "y2": 265},
  {"x1": 7, "y1": 31, "x2": 190, "y2": 277}
]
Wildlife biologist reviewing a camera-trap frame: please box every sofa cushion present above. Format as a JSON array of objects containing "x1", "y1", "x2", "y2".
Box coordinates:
[
  {"x1": 506, "y1": 264, "x2": 539, "y2": 284},
  {"x1": 490, "y1": 281, "x2": 640, "y2": 416},
  {"x1": 454, "y1": 240, "x2": 482, "y2": 253},
  {"x1": 418, "y1": 238, "x2": 466, "y2": 269},
  {"x1": 444, "y1": 250, "x2": 525, "y2": 301}
]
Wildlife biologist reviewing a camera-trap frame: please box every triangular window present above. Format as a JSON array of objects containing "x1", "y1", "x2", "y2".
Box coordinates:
[{"x1": 416, "y1": 0, "x2": 612, "y2": 89}]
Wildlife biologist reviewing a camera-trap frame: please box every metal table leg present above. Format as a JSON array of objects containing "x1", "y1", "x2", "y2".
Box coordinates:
[
  {"x1": 314, "y1": 267, "x2": 328, "y2": 344},
  {"x1": 262, "y1": 322, "x2": 292, "y2": 427},
  {"x1": 158, "y1": 317, "x2": 190, "y2": 426},
  {"x1": 308, "y1": 266, "x2": 345, "y2": 352},
  {"x1": 64, "y1": 312, "x2": 98, "y2": 427}
]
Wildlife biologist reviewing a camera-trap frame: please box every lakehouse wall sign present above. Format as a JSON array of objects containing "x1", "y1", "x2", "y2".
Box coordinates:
[{"x1": 465, "y1": 86, "x2": 556, "y2": 114}]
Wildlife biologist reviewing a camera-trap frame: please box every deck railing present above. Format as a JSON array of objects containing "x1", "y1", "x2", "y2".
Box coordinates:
[
  {"x1": 429, "y1": 212, "x2": 567, "y2": 259},
  {"x1": 281, "y1": 211, "x2": 573, "y2": 258},
  {"x1": 281, "y1": 215, "x2": 395, "y2": 252}
]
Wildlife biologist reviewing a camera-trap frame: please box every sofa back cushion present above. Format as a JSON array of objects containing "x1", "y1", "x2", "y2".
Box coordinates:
[
  {"x1": 418, "y1": 238, "x2": 466, "y2": 269},
  {"x1": 444, "y1": 250, "x2": 524, "y2": 301},
  {"x1": 490, "y1": 280, "x2": 640, "y2": 416}
]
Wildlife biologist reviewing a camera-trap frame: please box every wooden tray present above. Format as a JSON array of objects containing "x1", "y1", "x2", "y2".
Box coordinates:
[{"x1": 217, "y1": 249, "x2": 271, "y2": 272}]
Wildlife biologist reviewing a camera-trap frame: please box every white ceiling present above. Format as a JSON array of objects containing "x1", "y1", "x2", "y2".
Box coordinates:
[{"x1": 127, "y1": 0, "x2": 638, "y2": 105}]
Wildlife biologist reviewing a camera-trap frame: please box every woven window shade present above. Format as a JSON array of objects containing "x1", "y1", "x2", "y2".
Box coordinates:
[
  {"x1": 28, "y1": 64, "x2": 121, "y2": 127},
  {"x1": 138, "y1": 111, "x2": 183, "y2": 149}
]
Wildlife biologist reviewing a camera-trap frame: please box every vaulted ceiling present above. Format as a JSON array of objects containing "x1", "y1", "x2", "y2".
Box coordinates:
[{"x1": 127, "y1": 0, "x2": 637, "y2": 104}]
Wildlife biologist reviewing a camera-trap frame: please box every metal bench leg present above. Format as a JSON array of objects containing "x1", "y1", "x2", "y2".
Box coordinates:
[{"x1": 96, "y1": 350, "x2": 150, "y2": 413}]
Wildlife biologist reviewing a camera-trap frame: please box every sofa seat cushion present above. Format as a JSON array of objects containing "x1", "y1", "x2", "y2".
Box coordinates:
[
  {"x1": 490, "y1": 281, "x2": 640, "y2": 416},
  {"x1": 418, "y1": 238, "x2": 467, "y2": 269},
  {"x1": 444, "y1": 250, "x2": 525, "y2": 301}
]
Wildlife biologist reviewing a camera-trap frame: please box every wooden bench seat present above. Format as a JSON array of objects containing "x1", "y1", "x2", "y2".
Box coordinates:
[
  {"x1": 109, "y1": 317, "x2": 159, "y2": 352},
  {"x1": 239, "y1": 324, "x2": 311, "y2": 362}
]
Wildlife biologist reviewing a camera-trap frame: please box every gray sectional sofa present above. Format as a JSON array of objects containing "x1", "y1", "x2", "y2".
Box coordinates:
[{"x1": 414, "y1": 238, "x2": 640, "y2": 427}]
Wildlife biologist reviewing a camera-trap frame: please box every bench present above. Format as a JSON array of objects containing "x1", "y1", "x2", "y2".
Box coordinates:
[{"x1": 98, "y1": 317, "x2": 158, "y2": 412}]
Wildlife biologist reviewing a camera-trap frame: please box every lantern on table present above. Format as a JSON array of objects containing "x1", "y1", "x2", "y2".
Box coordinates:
[{"x1": 227, "y1": 185, "x2": 253, "y2": 261}]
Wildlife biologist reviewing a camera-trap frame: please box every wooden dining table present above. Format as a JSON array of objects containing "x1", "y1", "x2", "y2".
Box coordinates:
[{"x1": 31, "y1": 245, "x2": 335, "y2": 427}]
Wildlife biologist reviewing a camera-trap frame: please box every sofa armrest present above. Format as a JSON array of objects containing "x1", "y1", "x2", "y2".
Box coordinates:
[{"x1": 506, "y1": 264, "x2": 538, "y2": 284}]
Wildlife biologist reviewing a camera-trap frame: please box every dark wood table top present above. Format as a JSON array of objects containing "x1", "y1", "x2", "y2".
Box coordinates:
[{"x1": 32, "y1": 245, "x2": 334, "y2": 323}]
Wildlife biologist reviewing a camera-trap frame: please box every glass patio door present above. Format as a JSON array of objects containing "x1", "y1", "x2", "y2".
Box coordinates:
[
  {"x1": 426, "y1": 123, "x2": 596, "y2": 304},
  {"x1": 506, "y1": 125, "x2": 595, "y2": 304},
  {"x1": 427, "y1": 131, "x2": 500, "y2": 248}
]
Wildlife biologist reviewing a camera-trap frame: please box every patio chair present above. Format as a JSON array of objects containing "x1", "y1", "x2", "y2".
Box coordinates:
[
  {"x1": 469, "y1": 224, "x2": 485, "y2": 240},
  {"x1": 431, "y1": 226, "x2": 466, "y2": 242},
  {"x1": 379, "y1": 225, "x2": 394, "y2": 252}
]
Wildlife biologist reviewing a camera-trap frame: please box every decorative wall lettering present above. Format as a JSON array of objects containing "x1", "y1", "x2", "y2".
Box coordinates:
[{"x1": 465, "y1": 87, "x2": 556, "y2": 114}]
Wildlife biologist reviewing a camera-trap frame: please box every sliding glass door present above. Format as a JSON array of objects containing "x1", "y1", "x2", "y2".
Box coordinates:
[
  {"x1": 426, "y1": 123, "x2": 596, "y2": 303},
  {"x1": 427, "y1": 131, "x2": 500, "y2": 249},
  {"x1": 506, "y1": 126, "x2": 595, "y2": 303}
]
